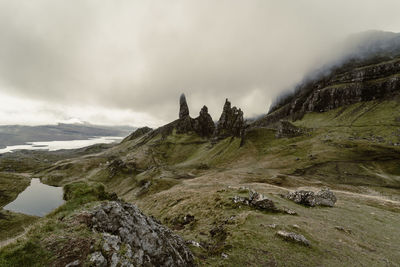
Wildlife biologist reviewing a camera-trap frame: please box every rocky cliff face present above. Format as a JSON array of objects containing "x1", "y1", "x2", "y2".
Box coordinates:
[
  {"x1": 175, "y1": 94, "x2": 243, "y2": 138},
  {"x1": 253, "y1": 56, "x2": 400, "y2": 127},
  {"x1": 216, "y1": 99, "x2": 245, "y2": 137}
]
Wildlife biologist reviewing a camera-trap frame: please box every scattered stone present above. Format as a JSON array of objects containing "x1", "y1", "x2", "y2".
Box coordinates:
[
  {"x1": 249, "y1": 190, "x2": 278, "y2": 211},
  {"x1": 221, "y1": 253, "x2": 229, "y2": 259},
  {"x1": 89, "y1": 252, "x2": 107, "y2": 267},
  {"x1": 283, "y1": 208, "x2": 297, "y2": 215},
  {"x1": 275, "y1": 120, "x2": 304, "y2": 138},
  {"x1": 334, "y1": 226, "x2": 352, "y2": 234},
  {"x1": 88, "y1": 201, "x2": 195, "y2": 267},
  {"x1": 183, "y1": 214, "x2": 195, "y2": 225},
  {"x1": 186, "y1": 240, "x2": 202, "y2": 248},
  {"x1": 232, "y1": 195, "x2": 249, "y2": 205},
  {"x1": 286, "y1": 188, "x2": 337, "y2": 207},
  {"x1": 276, "y1": 231, "x2": 310, "y2": 246},
  {"x1": 65, "y1": 260, "x2": 80, "y2": 267},
  {"x1": 267, "y1": 224, "x2": 277, "y2": 229},
  {"x1": 287, "y1": 190, "x2": 317, "y2": 207}
]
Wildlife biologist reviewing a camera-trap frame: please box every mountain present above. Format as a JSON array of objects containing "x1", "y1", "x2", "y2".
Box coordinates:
[
  {"x1": 0, "y1": 123, "x2": 135, "y2": 148},
  {"x1": 1, "y1": 32, "x2": 400, "y2": 266},
  {"x1": 259, "y1": 31, "x2": 400, "y2": 127}
]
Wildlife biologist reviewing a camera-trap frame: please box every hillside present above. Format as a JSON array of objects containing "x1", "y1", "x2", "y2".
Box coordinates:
[
  {"x1": 1, "y1": 38, "x2": 400, "y2": 265},
  {"x1": 0, "y1": 92, "x2": 398, "y2": 266}
]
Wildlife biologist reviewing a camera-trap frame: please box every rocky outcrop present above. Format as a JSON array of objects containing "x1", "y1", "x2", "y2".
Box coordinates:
[
  {"x1": 286, "y1": 188, "x2": 337, "y2": 207},
  {"x1": 87, "y1": 201, "x2": 195, "y2": 267},
  {"x1": 216, "y1": 99, "x2": 245, "y2": 137},
  {"x1": 123, "y1": 127, "x2": 153, "y2": 142},
  {"x1": 253, "y1": 57, "x2": 400, "y2": 127},
  {"x1": 233, "y1": 189, "x2": 279, "y2": 212},
  {"x1": 275, "y1": 120, "x2": 304, "y2": 138},
  {"x1": 193, "y1": 106, "x2": 215, "y2": 137}
]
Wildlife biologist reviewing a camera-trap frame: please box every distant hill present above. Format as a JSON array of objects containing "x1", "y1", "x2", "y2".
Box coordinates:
[{"x1": 0, "y1": 123, "x2": 135, "y2": 148}]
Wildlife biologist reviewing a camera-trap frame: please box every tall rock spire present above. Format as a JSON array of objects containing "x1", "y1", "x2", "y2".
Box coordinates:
[
  {"x1": 216, "y1": 98, "x2": 245, "y2": 137},
  {"x1": 179, "y1": 93, "x2": 189, "y2": 119}
]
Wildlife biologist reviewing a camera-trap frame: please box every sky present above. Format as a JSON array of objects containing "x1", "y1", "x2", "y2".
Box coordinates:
[{"x1": 0, "y1": 0, "x2": 400, "y2": 127}]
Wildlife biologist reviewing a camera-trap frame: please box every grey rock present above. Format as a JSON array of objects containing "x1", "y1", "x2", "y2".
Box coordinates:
[
  {"x1": 232, "y1": 190, "x2": 277, "y2": 212},
  {"x1": 315, "y1": 188, "x2": 337, "y2": 207},
  {"x1": 65, "y1": 260, "x2": 80, "y2": 267},
  {"x1": 110, "y1": 252, "x2": 119, "y2": 267},
  {"x1": 89, "y1": 201, "x2": 195, "y2": 267},
  {"x1": 89, "y1": 252, "x2": 107, "y2": 267},
  {"x1": 102, "y1": 233, "x2": 121, "y2": 252},
  {"x1": 287, "y1": 190, "x2": 317, "y2": 207},
  {"x1": 287, "y1": 189, "x2": 337, "y2": 207},
  {"x1": 276, "y1": 230, "x2": 310, "y2": 246},
  {"x1": 249, "y1": 190, "x2": 277, "y2": 211}
]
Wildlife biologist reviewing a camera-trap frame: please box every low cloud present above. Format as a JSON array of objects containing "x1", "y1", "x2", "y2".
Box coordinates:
[{"x1": 0, "y1": 0, "x2": 400, "y2": 126}]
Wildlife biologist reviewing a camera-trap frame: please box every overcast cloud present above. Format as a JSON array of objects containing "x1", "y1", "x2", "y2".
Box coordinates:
[{"x1": 0, "y1": 0, "x2": 400, "y2": 126}]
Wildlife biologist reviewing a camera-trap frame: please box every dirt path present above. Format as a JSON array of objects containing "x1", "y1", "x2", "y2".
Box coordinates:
[{"x1": 0, "y1": 225, "x2": 33, "y2": 249}]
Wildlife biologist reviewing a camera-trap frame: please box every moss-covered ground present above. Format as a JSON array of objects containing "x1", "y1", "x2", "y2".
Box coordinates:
[{"x1": 0, "y1": 99, "x2": 400, "y2": 266}]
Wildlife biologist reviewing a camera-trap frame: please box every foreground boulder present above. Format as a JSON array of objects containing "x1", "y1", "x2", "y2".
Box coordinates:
[
  {"x1": 287, "y1": 188, "x2": 337, "y2": 207},
  {"x1": 87, "y1": 201, "x2": 195, "y2": 267}
]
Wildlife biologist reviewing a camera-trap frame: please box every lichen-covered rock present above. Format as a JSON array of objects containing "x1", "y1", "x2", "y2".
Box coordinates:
[
  {"x1": 88, "y1": 201, "x2": 195, "y2": 267},
  {"x1": 315, "y1": 188, "x2": 337, "y2": 207},
  {"x1": 276, "y1": 231, "x2": 310, "y2": 246},
  {"x1": 249, "y1": 190, "x2": 277, "y2": 211},
  {"x1": 89, "y1": 251, "x2": 107, "y2": 267},
  {"x1": 287, "y1": 189, "x2": 337, "y2": 207},
  {"x1": 232, "y1": 189, "x2": 278, "y2": 212},
  {"x1": 287, "y1": 190, "x2": 317, "y2": 207},
  {"x1": 216, "y1": 99, "x2": 245, "y2": 137}
]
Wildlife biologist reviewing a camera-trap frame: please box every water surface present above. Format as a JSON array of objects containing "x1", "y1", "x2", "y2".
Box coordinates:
[
  {"x1": 0, "y1": 136, "x2": 122, "y2": 154},
  {"x1": 3, "y1": 178, "x2": 64, "y2": 217}
]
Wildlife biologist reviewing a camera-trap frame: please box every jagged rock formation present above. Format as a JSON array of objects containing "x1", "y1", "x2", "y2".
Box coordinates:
[
  {"x1": 216, "y1": 99, "x2": 245, "y2": 137},
  {"x1": 86, "y1": 201, "x2": 195, "y2": 267},
  {"x1": 193, "y1": 105, "x2": 215, "y2": 137},
  {"x1": 253, "y1": 56, "x2": 400, "y2": 127},
  {"x1": 127, "y1": 94, "x2": 245, "y2": 140}
]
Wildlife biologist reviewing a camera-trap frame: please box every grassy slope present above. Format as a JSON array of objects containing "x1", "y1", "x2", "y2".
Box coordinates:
[
  {"x1": 1, "y1": 99, "x2": 400, "y2": 266},
  {"x1": 0, "y1": 173, "x2": 38, "y2": 243}
]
